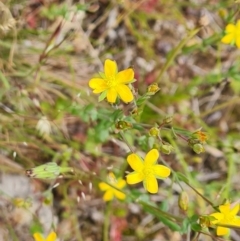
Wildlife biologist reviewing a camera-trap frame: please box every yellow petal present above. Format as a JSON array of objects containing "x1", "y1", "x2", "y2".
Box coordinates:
[
  {"x1": 233, "y1": 217, "x2": 240, "y2": 226},
  {"x1": 210, "y1": 213, "x2": 224, "y2": 224},
  {"x1": 116, "y1": 68, "x2": 134, "y2": 84},
  {"x1": 144, "y1": 175, "x2": 158, "y2": 193},
  {"x1": 46, "y1": 232, "x2": 57, "y2": 241},
  {"x1": 33, "y1": 233, "x2": 44, "y2": 241},
  {"x1": 103, "y1": 190, "x2": 114, "y2": 201},
  {"x1": 113, "y1": 190, "x2": 126, "y2": 200},
  {"x1": 230, "y1": 203, "x2": 240, "y2": 216},
  {"x1": 144, "y1": 149, "x2": 159, "y2": 166},
  {"x1": 126, "y1": 172, "x2": 144, "y2": 184},
  {"x1": 225, "y1": 23, "x2": 236, "y2": 33},
  {"x1": 116, "y1": 84, "x2": 134, "y2": 103},
  {"x1": 219, "y1": 203, "x2": 230, "y2": 214},
  {"x1": 107, "y1": 88, "x2": 118, "y2": 103},
  {"x1": 153, "y1": 165, "x2": 171, "y2": 178},
  {"x1": 221, "y1": 33, "x2": 235, "y2": 44},
  {"x1": 104, "y1": 59, "x2": 117, "y2": 77},
  {"x1": 89, "y1": 78, "x2": 107, "y2": 92},
  {"x1": 116, "y1": 179, "x2": 126, "y2": 189},
  {"x1": 99, "y1": 182, "x2": 110, "y2": 191},
  {"x1": 216, "y1": 226, "x2": 229, "y2": 236},
  {"x1": 127, "y1": 153, "x2": 144, "y2": 172}
]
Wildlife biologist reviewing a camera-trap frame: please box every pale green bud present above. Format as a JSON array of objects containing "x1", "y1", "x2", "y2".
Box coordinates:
[
  {"x1": 160, "y1": 144, "x2": 174, "y2": 155},
  {"x1": 178, "y1": 191, "x2": 189, "y2": 211},
  {"x1": 193, "y1": 144, "x2": 205, "y2": 154}
]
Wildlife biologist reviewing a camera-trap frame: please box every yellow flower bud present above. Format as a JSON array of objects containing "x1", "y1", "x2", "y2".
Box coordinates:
[
  {"x1": 147, "y1": 83, "x2": 160, "y2": 95},
  {"x1": 149, "y1": 127, "x2": 159, "y2": 137},
  {"x1": 178, "y1": 191, "x2": 189, "y2": 211}
]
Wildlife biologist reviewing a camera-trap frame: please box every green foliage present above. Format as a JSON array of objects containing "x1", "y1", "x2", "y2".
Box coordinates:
[{"x1": 1, "y1": 0, "x2": 240, "y2": 240}]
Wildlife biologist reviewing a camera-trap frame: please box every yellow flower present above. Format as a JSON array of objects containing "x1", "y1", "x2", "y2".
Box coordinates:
[
  {"x1": 221, "y1": 20, "x2": 240, "y2": 48},
  {"x1": 89, "y1": 59, "x2": 134, "y2": 103},
  {"x1": 210, "y1": 202, "x2": 240, "y2": 236},
  {"x1": 126, "y1": 149, "x2": 171, "y2": 194},
  {"x1": 33, "y1": 231, "x2": 57, "y2": 241},
  {"x1": 99, "y1": 172, "x2": 126, "y2": 201}
]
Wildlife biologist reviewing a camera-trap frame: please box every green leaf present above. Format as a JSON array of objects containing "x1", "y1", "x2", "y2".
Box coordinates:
[
  {"x1": 191, "y1": 223, "x2": 202, "y2": 232},
  {"x1": 98, "y1": 72, "x2": 106, "y2": 79},
  {"x1": 98, "y1": 91, "x2": 107, "y2": 102},
  {"x1": 181, "y1": 218, "x2": 190, "y2": 234},
  {"x1": 189, "y1": 214, "x2": 199, "y2": 223}
]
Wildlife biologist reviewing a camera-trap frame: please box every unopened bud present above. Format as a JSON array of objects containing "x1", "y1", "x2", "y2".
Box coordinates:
[
  {"x1": 115, "y1": 120, "x2": 132, "y2": 130},
  {"x1": 218, "y1": 8, "x2": 227, "y2": 18},
  {"x1": 26, "y1": 162, "x2": 73, "y2": 179},
  {"x1": 192, "y1": 130, "x2": 208, "y2": 143},
  {"x1": 160, "y1": 144, "x2": 174, "y2": 155},
  {"x1": 149, "y1": 127, "x2": 159, "y2": 137},
  {"x1": 178, "y1": 191, "x2": 189, "y2": 211},
  {"x1": 193, "y1": 144, "x2": 205, "y2": 154},
  {"x1": 147, "y1": 83, "x2": 160, "y2": 95},
  {"x1": 163, "y1": 116, "x2": 173, "y2": 124}
]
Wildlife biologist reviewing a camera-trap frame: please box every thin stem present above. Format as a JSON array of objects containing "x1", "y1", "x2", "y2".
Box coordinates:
[
  {"x1": 198, "y1": 97, "x2": 240, "y2": 119},
  {"x1": 156, "y1": 27, "x2": 201, "y2": 83},
  {"x1": 103, "y1": 201, "x2": 111, "y2": 241},
  {"x1": 223, "y1": 150, "x2": 235, "y2": 199},
  {"x1": 119, "y1": 131, "x2": 134, "y2": 153},
  {"x1": 185, "y1": 182, "x2": 215, "y2": 209}
]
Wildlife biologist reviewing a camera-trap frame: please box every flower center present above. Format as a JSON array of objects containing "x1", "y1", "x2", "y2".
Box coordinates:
[
  {"x1": 106, "y1": 75, "x2": 117, "y2": 88},
  {"x1": 142, "y1": 167, "x2": 154, "y2": 178}
]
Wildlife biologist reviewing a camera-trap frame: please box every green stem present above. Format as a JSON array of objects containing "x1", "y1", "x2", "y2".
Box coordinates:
[
  {"x1": 156, "y1": 27, "x2": 201, "y2": 83},
  {"x1": 198, "y1": 97, "x2": 240, "y2": 119},
  {"x1": 185, "y1": 182, "x2": 215, "y2": 209},
  {"x1": 139, "y1": 200, "x2": 183, "y2": 222},
  {"x1": 223, "y1": 150, "x2": 235, "y2": 199},
  {"x1": 103, "y1": 201, "x2": 111, "y2": 241},
  {"x1": 119, "y1": 131, "x2": 134, "y2": 153}
]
